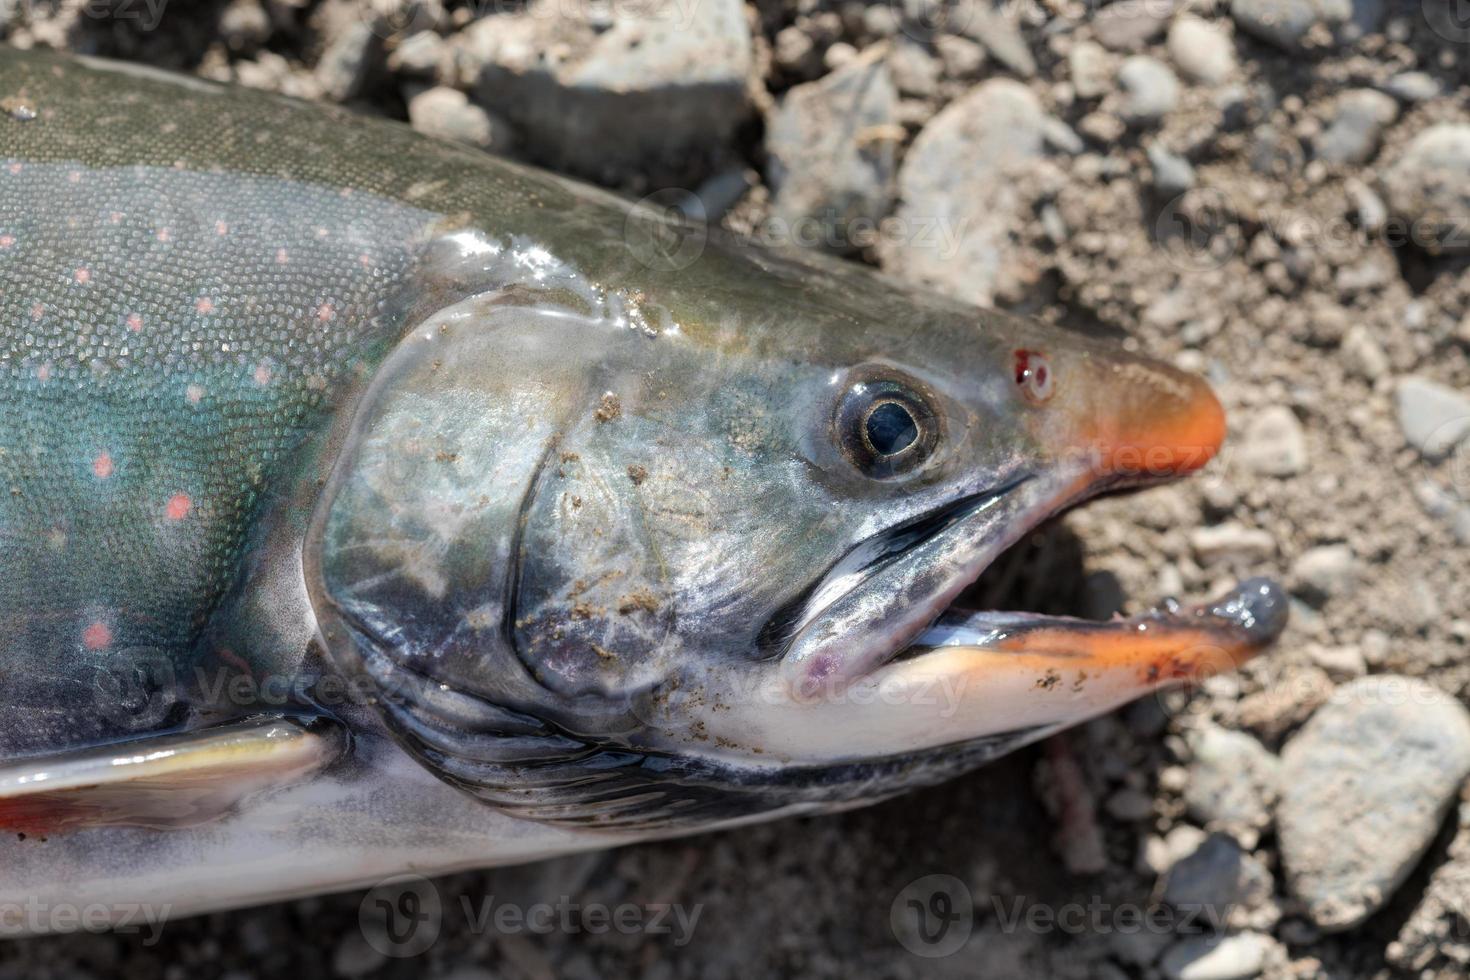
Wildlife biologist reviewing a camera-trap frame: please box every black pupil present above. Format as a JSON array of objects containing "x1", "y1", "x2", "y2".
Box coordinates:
[{"x1": 866, "y1": 402, "x2": 919, "y2": 456}]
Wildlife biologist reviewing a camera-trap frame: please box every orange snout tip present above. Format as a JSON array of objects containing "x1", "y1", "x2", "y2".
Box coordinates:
[{"x1": 1079, "y1": 362, "x2": 1227, "y2": 483}]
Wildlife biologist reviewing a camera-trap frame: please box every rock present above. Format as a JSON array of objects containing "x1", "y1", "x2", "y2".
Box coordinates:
[
  {"x1": 1314, "y1": 89, "x2": 1397, "y2": 165},
  {"x1": 389, "y1": 30, "x2": 450, "y2": 79},
  {"x1": 406, "y1": 86, "x2": 511, "y2": 151},
  {"x1": 1190, "y1": 523, "x2": 1276, "y2": 563},
  {"x1": 1290, "y1": 544, "x2": 1357, "y2": 605},
  {"x1": 1395, "y1": 376, "x2": 1470, "y2": 460},
  {"x1": 1069, "y1": 40, "x2": 1112, "y2": 99},
  {"x1": 956, "y1": 3, "x2": 1035, "y2": 77},
  {"x1": 1162, "y1": 833, "x2": 1249, "y2": 925},
  {"x1": 765, "y1": 49, "x2": 899, "y2": 254},
  {"x1": 935, "y1": 35, "x2": 985, "y2": 80},
  {"x1": 1340, "y1": 323, "x2": 1389, "y2": 379},
  {"x1": 1237, "y1": 405, "x2": 1308, "y2": 476},
  {"x1": 219, "y1": 0, "x2": 271, "y2": 52},
  {"x1": 1094, "y1": 0, "x2": 1176, "y2": 50},
  {"x1": 1167, "y1": 15, "x2": 1237, "y2": 84},
  {"x1": 1148, "y1": 143, "x2": 1195, "y2": 195},
  {"x1": 1160, "y1": 932, "x2": 1277, "y2": 980},
  {"x1": 1116, "y1": 56, "x2": 1179, "y2": 125},
  {"x1": 1388, "y1": 798, "x2": 1470, "y2": 972},
  {"x1": 1307, "y1": 644, "x2": 1367, "y2": 678},
  {"x1": 881, "y1": 79, "x2": 1055, "y2": 307},
  {"x1": 1380, "y1": 71, "x2": 1441, "y2": 103},
  {"x1": 1382, "y1": 125, "x2": 1470, "y2": 254},
  {"x1": 1415, "y1": 481, "x2": 1470, "y2": 548},
  {"x1": 1105, "y1": 787, "x2": 1154, "y2": 822},
  {"x1": 772, "y1": 25, "x2": 818, "y2": 76},
  {"x1": 466, "y1": 0, "x2": 752, "y2": 182},
  {"x1": 1278, "y1": 676, "x2": 1470, "y2": 931},
  {"x1": 316, "y1": 22, "x2": 383, "y2": 102},
  {"x1": 1229, "y1": 0, "x2": 1376, "y2": 51},
  {"x1": 888, "y1": 38, "x2": 939, "y2": 98},
  {"x1": 1184, "y1": 726, "x2": 1281, "y2": 849}
]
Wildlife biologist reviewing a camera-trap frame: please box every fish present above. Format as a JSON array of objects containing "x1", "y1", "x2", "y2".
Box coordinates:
[{"x1": 0, "y1": 48, "x2": 1286, "y2": 931}]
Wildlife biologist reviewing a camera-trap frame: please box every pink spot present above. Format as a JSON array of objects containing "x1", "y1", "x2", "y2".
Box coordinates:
[
  {"x1": 28, "y1": 302, "x2": 43, "y2": 319},
  {"x1": 6, "y1": 163, "x2": 20, "y2": 175},
  {"x1": 156, "y1": 228, "x2": 171, "y2": 243},
  {"x1": 358, "y1": 253, "x2": 373, "y2": 269},
  {"x1": 185, "y1": 383, "x2": 204, "y2": 405},
  {"x1": 109, "y1": 211, "x2": 124, "y2": 225},
  {"x1": 195, "y1": 297, "x2": 214, "y2": 315},
  {"x1": 165, "y1": 493, "x2": 193, "y2": 521},
  {"x1": 0, "y1": 234, "x2": 14, "y2": 248},
  {"x1": 67, "y1": 171, "x2": 80, "y2": 184},
  {"x1": 315, "y1": 227, "x2": 329, "y2": 239},
  {"x1": 126, "y1": 313, "x2": 143, "y2": 332},
  {"x1": 275, "y1": 248, "x2": 289, "y2": 264},
  {"x1": 82, "y1": 621, "x2": 113, "y2": 651},
  {"x1": 35, "y1": 362, "x2": 51, "y2": 383},
  {"x1": 92, "y1": 452, "x2": 114, "y2": 480},
  {"x1": 315, "y1": 303, "x2": 335, "y2": 323},
  {"x1": 253, "y1": 362, "x2": 273, "y2": 386},
  {"x1": 74, "y1": 267, "x2": 90, "y2": 285},
  {"x1": 215, "y1": 220, "x2": 229, "y2": 236}
]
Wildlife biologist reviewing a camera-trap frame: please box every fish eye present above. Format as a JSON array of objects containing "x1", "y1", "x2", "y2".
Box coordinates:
[{"x1": 835, "y1": 373, "x2": 940, "y2": 478}]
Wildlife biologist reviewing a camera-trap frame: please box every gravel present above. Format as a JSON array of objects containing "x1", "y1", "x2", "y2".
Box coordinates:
[
  {"x1": 1183, "y1": 726, "x2": 1281, "y2": 850},
  {"x1": 1277, "y1": 676, "x2": 1470, "y2": 931},
  {"x1": 1382, "y1": 124, "x2": 1470, "y2": 255},
  {"x1": 1395, "y1": 375, "x2": 1470, "y2": 459}
]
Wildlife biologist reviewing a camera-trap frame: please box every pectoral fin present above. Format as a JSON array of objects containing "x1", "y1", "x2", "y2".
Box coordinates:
[{"x1": 0, "y1": 715, "x2": 347, "y2": 834}]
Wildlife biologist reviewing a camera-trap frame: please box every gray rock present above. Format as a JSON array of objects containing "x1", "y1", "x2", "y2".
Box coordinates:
[
  {"x1": 766, "y1": 48, "x2": 899, "y2": 254},
  {"x1": 936, "y1": 35, "x2": 986, "y2": 80},
  {"x1": 1160, "y1": 932, "x2": 1277, "y2": 980},
  {"x1": 389, "y1": 30, "x2": 450, "y2": 79},
  {"x1": 1117, "y1": 55, "x2": 1179, "y2": 125},
  {"x1": 881, "y1": 79, "x2": 1053, "y2": 306},
  {"x1": 406, "y1": 86, "x2": 512, "y2": 151},
  {"x1": 888, "y1": 38, "x2": 940, "y2": 98},
  {"x1": 1167, "y1": 15, "x2": 1237, "y2": 84},
  {"x1": 1190, "y1": 523, "x2": 1276, "y2": 563},
  {"x1": 1094, "y1": 0, "x2": 1177, "y2": 50},
  {"x1": 316, "y1": 22, "x2": 383, "y2": 102},
  {"x1": 1395, "y1": 375, "x2": 1470, "y2": 460},
  {"x1": 1290, "y1": 544, "x2": 1358, "y2": 605},
  {"x1": 1162, "y1": 833, "x2": 1248, "y2": 926},
  {"x1": 957, "y1": 2, "x2": 1036, "y2": 77},
  {"x1": 1314, "y1": 89, "x2": 1397, "y2": 165},
  {"x1": 1340, "y1": 322, "x2": 1389, "y2": 378},
  {"x1": 466, "y1": 0, "x2": 752, "y2": 182},
  {"x1": 1382, "y1": 125, "x2": 1470, "y2": 254},
  {"x1": 219, "y1": 0, "x2": 271, "y2": 52},
  {"x1": 1278, "y1": 676, "x2": 1470, "y2": 931},
  {"x1": 1380, "y1": 71, "x2": 1441, "y2": 103},
  {"x1": 1229, "y1": 0, "x2": 1377, "y2": 51},
  {"x1": 1148, "y1": 143, "x2": 1196, "y2": 195},
  {"x1": 1184, "y1": 726, "x2": 1281, "y2": 849},
  {"x1": 1237, "y1": 405, "x2": 1308, "y2": 476}
]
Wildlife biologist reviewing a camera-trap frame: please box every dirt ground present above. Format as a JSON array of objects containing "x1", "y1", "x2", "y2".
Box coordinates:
[{"x1": 2, "y1": 0, "x2": 1469, "y2": 977}]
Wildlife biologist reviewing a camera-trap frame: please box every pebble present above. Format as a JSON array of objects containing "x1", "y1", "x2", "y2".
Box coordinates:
[
  {"x1": 1148, "y1": 143, "x2": 1196, "y2": 195},
  {"x1": 316, "y1": 22, "x2": 381, "y2": 102},
  {"x1": 1094, "y1": 0, "x2": 1176, "y2": 50},
  {"x1": 958, "y1": 4, "x2": 1036, "y2": 78},
  {"x1": 1340, "y1": 322, "x2": 1389, "y2": 379},
  {"x1": 1237, "y1": 405, "x2": 1308, "y2": 477},
  {"x1": 406, "y1": 86, "x2": 511, "y2": 151},
  {"x1": 765, "y1": 48, "x2": 899, "y2": 253},
  {"x1": 1395, "y1": 375, "x2": 1470, "y2": 460},
  {"x1": 1160, "y1": 932, "x2": 1277, "y2": 980},
  {"x1": 1229, "y1": 0, "x2": 1374, "y2": 51},
  {"x1": 1380, "y1": 71, "x2": 1441, "y2": 103},
  {"x1": 1382, "y1": 125, "x2": 1470, "y2": 254},
  {"x1": 1184, "y1": 726, "x2": 1281, "y2": 849},
  {"x1": 1314, "y1": 89, "x2": 1397, "y2": 165},
  {"x1": 1162, "y1": 832, "x2": 1249, "y2": 925},
  {"x1": 1278, "y1": 676, "x2": 1470, "y2": 930},
  {"x1": 219, "y1": 0, "x2": 271, "y2": 52},
  {"x1": 389, "y1": 30, "x2": 450, "y2": 79},
  {"x1": 1105, "y1": 786, "x2": 1155, "y2": 822},
  {"x1": 881, "y1": 79, "x2": 1054, "y2": 306},
  {"x1": 1415, "y1": 480, "x2": 1470, "y2": 547},
  {"x1": 1190, "y1": 523, "x2": 1276, "y2": 563},
  {"x1": 936, "y1": 35, "x2": 986, "y2": 80},
  {"x1": 466, "y1": 0, "x2": 752, "y2": 182},
  {"x1": 1117, "y1": 56, "x2": 1179, "y2": 125},
  {"x1": 1069, "y1": 40, "x2": 1112, "y2": 99},
  {"x1": 888, "y1": 38, "x2": 939, "y2": 98},
  {"x1": 1167, "y1": 15, "x2": 1237, "y2": 84},
  {"x1": 1290, "y1": 544, "x2": 1357, "y2": 605}
]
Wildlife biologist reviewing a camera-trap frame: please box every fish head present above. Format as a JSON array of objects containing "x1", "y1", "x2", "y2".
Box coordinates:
[{"x1": 307, "y1": 243, "x2": 1284, "y2": 828}]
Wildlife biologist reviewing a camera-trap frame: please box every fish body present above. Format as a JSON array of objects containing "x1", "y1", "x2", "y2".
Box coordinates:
[{"x1": 0, "y1": 49, "x2": 1284, "y2": 929}]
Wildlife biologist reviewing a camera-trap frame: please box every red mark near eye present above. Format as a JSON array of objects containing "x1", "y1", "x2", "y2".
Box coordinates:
[
  {"x1": 316, "y1": 303, "x2": 335, "y2": 323},
  {"x1": 253, "y1": 362, "x2": 273, "y2": 386},
  {"x1": 0, "y1": 234, "x2": 14, "y2": 248},
  {"x1": 215, "y1": 221, "x2": 229, "y2": 236},
  {"x1": 126, "y1": 313, "x2": 143, "y2": 332},
  {"x1": 156, "y1": 228, "x2": 171, "y2": 243},
  {"x1": 165, "y1": 494, "x2": 192, "y2": 521},
  {"x1": 186, "y1": 383, "x2": 204, "y2": 404},
  {"x1": 276, "y1": 248, "x2": 289, "y2": 264},
  {"x1": 1014, "y1": 349, "x2": 1055, "y2": 404},
  {"x1": 82, "y1": 621, "x2": 112, "y2": 650},
  {"x1": 73, "y1": 267, "x2": 90, "y2": 285},
  {"x1": 195, "y1": 297, "x2": 214, "y2": 314},
  {"x1": 92, "y1": 452, "x2": 114, "y2": 480}
]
